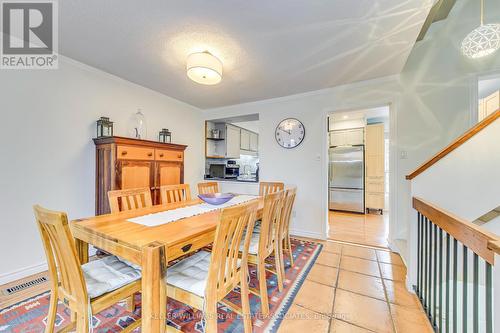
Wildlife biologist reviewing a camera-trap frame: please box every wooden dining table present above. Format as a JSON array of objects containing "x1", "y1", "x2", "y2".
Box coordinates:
[{"x1": 71, "y1": 197, "x2": 264, "y2": 333}]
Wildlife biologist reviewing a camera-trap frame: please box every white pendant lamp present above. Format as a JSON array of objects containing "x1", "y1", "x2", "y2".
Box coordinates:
[
  {"x1": 461, "y1": 0, "x2": 500, "y2": 59},
  {"x1": 186, "y1": 51, "x2": 223, "y2": 85}
]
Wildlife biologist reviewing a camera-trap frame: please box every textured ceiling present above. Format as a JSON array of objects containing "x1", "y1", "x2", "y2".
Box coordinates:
[{"x1": 59, "y1": 0, "x2": 433, "y2": 109}]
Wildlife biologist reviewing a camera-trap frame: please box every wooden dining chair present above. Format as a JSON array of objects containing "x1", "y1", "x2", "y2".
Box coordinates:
[
  {"x1": 197, "y1": 181, "x2": 219, "y2": 194},
  {"x1": 241, "y1": 190, "x2": 285, "y2": 316},
  {"x1": 279, "y1": 187, "x2": 297, "y2": 269},
  {"x1": 259, "y1": 181, "x2": 284, "y2": 196},
  {"x1": 34, "y1": 205, "x2": 142, "y2": 333},
  {"x1": 165, "y1": 200, "x2": 259, "y2": 333},
  {"x1": 160, "y1": 184, "x2": 191, "y2": 204},
  {"x1": 108, "y1": 187, "x2": 153, "y2": 213}
]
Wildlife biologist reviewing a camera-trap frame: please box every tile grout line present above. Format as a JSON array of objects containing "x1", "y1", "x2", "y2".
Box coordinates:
[
  {"x1": 326, "y1": 245, "x2": 342, "y2": 332},
  {"x1": 376, "y1": 251, "x2": 398, "y2": 333}
]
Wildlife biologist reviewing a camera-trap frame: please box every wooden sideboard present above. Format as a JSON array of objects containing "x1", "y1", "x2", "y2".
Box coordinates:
[{"x1": 94, "y1": 136, "x2": 187, "y2": 215}]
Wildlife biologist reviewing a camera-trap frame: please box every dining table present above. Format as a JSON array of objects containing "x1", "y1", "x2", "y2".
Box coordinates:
[{"x1": 70, "y1": 196, "x2": 264, "y2": 333}]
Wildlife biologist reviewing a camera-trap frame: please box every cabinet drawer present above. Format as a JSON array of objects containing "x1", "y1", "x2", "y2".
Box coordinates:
[
  {"x1": 366, "y1": 193, "x2": 384, "y2": 209},
  {"x1": 155, "y1": 149, "x2": 183, "y2": 162},
  {"x1": 168, "y1": 230, "x2": 215, "y2": 260},
  {"x1": 366, "y1": 181, "x2": 384, "y2": 193},
  {"x1": 117, "y1": 145, "x2": 154, "y2": 160}
]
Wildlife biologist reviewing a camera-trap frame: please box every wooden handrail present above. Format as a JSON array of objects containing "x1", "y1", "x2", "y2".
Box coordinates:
[
  {"x1": 406, "y1": 109, "x2": 500, "y2": 180},
  {"x1": 413, "y1": 197, "x2": 499, "y2": 265}
]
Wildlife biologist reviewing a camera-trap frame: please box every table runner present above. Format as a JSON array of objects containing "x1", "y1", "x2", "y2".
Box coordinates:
[{"x1": 127, "y1": 195, "x2": 259, "y2": 227}]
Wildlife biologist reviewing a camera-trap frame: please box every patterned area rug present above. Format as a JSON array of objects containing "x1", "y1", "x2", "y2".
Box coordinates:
[{"x1": 0, "y1": 239, "x2": 321, "y2": 333}]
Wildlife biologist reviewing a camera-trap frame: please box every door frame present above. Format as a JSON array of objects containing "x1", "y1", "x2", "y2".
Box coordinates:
[
  {"x1": 469, "y1": 69, "x2": 500, "y2": 125},
  {"x1": 322, "y1": 102, "x2": 399, "y2": 248}
]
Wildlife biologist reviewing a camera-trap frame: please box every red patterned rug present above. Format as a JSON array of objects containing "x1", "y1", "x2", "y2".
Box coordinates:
[{"x1": 0, "y1": 238, "x2": 322, "y2": 332}]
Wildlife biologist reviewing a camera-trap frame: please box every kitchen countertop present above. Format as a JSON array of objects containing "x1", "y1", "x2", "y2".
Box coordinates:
[{"x1": 204, "y1": 177, "x2": 259, "y2": 183}]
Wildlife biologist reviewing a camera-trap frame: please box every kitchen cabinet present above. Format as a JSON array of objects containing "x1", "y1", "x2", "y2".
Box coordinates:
[
  {"x1": 479, "y1": 90, "x2": 500, "y2": 122},
  {"x1": 94, "y1": 136, "x2": 186, "y2": 214},
  {"x1": 365, "y1": 123, "x2": 385, "y2": 213},
  {"x1": 250, "y1": 132, "x2": 258, "y2": 151},
  {"x1": 240, "y1": 129, "x2": 250, "y2": 150},
  {"x1": 225, "y1": 124, "x2": 241, "y2": 158},
  {"x1": 329, "y1": 128, "x2": 364, "y2": 147}
]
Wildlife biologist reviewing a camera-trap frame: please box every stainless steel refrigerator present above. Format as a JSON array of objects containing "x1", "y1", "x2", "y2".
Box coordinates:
[{"x1": 329, "y1": 145, "x2": 365, "y2": 213}]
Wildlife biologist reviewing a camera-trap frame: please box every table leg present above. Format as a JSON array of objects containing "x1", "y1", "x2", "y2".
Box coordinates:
[
  {"x1": 75, "y1": 239, "x2": 89, "y2": 264},
  {"x1": 142, "y1": 242, "x2": 167, "y2": 333}
]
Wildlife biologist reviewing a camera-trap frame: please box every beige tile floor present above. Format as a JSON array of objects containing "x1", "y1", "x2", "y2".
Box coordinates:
[
  {"x1": 278, "y1": 240, "x2": 434, "y2": 333},
  {"x1": 329, "y1": 211, "x2": 389, "y2": 248}
]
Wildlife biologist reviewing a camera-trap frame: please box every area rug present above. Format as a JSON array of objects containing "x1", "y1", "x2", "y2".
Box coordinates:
[{"x1": 0, "y1": 238, "x2": 322, "y2": 333}]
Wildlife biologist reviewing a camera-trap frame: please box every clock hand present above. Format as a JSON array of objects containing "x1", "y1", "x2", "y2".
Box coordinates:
[{"x1": 279, "y1": 128, "x2": 291, "y2": 135}]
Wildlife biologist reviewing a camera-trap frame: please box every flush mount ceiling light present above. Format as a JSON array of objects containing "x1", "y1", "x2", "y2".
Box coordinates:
[
  {"x1": 186, "y1": 51, "x2": 223, "y2": 85},
  {"x1": 461, "y1": 0, "x2": 500, "y2": 59}
]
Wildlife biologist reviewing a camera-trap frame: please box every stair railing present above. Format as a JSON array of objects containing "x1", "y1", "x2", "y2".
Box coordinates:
[{"x1": 413, "y1": 197, "x2": 499, "y2": 333}]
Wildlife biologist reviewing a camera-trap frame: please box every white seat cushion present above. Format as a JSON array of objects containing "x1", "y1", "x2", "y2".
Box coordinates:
[
  {"x1": 82, "y1": 255, "x2": 141, "y2": 299},
  {"x1": 240, "y1": 231, "x2": 260, "y2": 255},
  {"x1": 166, "y1": 251, "x2": 212, "y2": 297}
]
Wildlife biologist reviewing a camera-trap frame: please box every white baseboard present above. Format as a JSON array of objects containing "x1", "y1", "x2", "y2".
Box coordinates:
[
  {"x1": 290, "y1": 229, "x2": 327, "y2": 240},
  {"x1": 0, "y1": 262, "x2": 48, "y2": 285}
]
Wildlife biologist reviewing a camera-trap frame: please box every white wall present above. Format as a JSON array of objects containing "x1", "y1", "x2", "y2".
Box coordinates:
[{"x1": 0, "y1": 57, "x2": 204, "y2": 283}]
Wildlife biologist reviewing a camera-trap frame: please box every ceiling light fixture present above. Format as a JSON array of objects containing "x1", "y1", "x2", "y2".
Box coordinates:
[
  {"x1": 186, "y1": 51, "x2": 223, "y2": 85},
  {"x1": 461, "y1": 0, "x2": 500, "y2": 59}
]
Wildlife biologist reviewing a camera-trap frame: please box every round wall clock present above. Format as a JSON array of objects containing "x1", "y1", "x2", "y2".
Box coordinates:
[{"x1": 275, "y1": 118, "x2": 305, "y2": 149}]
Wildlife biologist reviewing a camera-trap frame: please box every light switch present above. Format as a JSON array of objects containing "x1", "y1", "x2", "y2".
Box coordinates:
[{"x1": 400, "y1": 151, "x2": 408, "y2": 159}]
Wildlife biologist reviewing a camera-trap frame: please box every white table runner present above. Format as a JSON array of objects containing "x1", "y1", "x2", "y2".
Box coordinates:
[{"x1": 127, "y1": 195, "x2": 259, "y2": 227}]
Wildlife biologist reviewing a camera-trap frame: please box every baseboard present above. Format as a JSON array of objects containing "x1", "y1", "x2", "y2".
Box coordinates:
[
  {"x1": 290, "y1": 229, "x2": 326, "y2": 240},
  {"x1": 0, "y1": 262, "x2": 48, "y2": 285}
]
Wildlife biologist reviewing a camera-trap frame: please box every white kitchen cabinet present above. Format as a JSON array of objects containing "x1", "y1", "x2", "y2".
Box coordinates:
[
  {"x1": 365, "y1": 123, "x2": 385, "y2": 212},
  {"x1": 225, "y1": 124, "x2": 241, "y2": 158},
  {"x1": 240, "y1": 129, "x2": 250, "y2": 150},
  {"x1": 329, "y1": 128, "x2": 364, "y2": 146},
  {"x1": 250, "y1": 132, "x2": 258, "y2": 151},
  {"x1": 479, "y1": 90, "x2": 500, "y2": 122}
]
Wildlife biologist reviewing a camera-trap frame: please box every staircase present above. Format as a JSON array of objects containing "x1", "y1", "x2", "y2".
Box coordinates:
[{"x1": 406, "y1": 110, "x2": 500, "y2": 332}]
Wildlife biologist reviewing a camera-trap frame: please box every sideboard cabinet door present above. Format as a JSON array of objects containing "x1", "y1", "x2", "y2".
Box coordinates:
[{"x1": 116, "y1": 160, "x2": 154, "y2": 190}]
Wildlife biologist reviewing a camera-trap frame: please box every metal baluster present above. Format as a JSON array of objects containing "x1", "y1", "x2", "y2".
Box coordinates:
[
  {"x1": 417, "y1": 212, "x2": 421, "y2": 297},
  {"x1": 423, "y1": 216, "x2": 428, "y2": 308},
  {"x1": 473, "y1": 254, "x2": 478, "y2": 333},
  {"x1": 428, "y1": 218, "x2": 433, "y2": 318},
  {"x1": 445, "y1": 234, "x2": 450, "y2": 333},
  {"x1": 453, "y1": 238, "x2": 458, "y2": 332},
  {"x1": 486, "y1": 262, "x2": 492, "y2": 333},
  {"x1": 463, "y1": 245, "x2": 468, "y2": 332},
  {"x1": 438, "y1": 228, "x2": 443, "y2": 332},
  {"x1": 433, "y1": 224, "x2": 438, "y2": 327}
]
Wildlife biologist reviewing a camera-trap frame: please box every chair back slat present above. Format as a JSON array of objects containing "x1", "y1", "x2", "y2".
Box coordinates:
[
  {"x1": 259, "y1": 191, "x2": 285, "y2": 257},
  {"x1": 198, "y1": 182, "x2": 219, "y2": 195},
  {"x1": 160, "y1": 184, "x2": 191, "y2": 204},
  {"x1": 207, "y1": 200, "x2": 258, "y2": 299},
  {"x1": 108, "y1": 187, "x2": 152, "y2": 213},
  {"x1": 280, "y1": 187, "x2": 297, "y2": 241},
  {"x1": 259, "y1": 182, "x2": 284, "y2": 196},
  {"x1": 33, "y1": 205, "x2": 88, "y2": 303}
]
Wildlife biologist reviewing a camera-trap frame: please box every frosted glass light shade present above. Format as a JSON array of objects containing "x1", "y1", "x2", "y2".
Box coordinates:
[
  {"x1": 461, "y1": 23, "x2": 500, "y2": 59},
  {"x1": 186, "y1": 52, "x2": 223, "y2": 85}
]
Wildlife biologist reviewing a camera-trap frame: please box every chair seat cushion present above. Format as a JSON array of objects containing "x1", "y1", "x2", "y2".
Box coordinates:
[
  {"x1": 239, "y1": 231, "x2": 260, "y2": 255},
  {"x1": 82, "y1": 255, "x2": 141, "y2": 299},
  {"x1": 166, "y1": 251, "x2": 212, "y2": 297}
]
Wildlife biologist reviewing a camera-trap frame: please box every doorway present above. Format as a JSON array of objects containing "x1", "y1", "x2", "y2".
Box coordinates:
[{"x1": 326, "y1": 106, "x2": 390, "y2": 248}]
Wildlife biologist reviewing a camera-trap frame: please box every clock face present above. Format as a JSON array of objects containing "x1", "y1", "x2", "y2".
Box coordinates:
[{"x1": 275, "y1": 118, "x2": 305, "y2": 149}]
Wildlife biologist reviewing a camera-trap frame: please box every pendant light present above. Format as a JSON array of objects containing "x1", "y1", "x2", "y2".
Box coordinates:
[{"x1": 461, "y1": 0, "x2": 500, "y2": 59}]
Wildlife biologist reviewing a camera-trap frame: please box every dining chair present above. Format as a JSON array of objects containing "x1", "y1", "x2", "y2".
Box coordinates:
[
  {"x1": 241, "y1": 190, "x2": 285, "y2": 316},
  {"x1": 34, "y1": 205, "x2": 142, "y2": 333},
  {"x1": 279, "y1": 187, "x2": 297, "y2": 268},
  {"x1": 197, "y1": 181, "x2": 219, "y2": 194},
  {"x1": 160, "y1": 184, "x2": 191, "y2": 204},
  {"x1": 259, "y1": 181, "x2": 284, "y2": 196},
  {"x1": 108, "y1": 187, "x2": 153, "y2": 213},
  {"x1": 165, "y1": 200, "x2": 258, "y2": 333}
]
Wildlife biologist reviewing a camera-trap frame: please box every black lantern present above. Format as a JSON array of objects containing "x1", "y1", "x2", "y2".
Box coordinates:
[
  {"x1": 159, "y1": 128, "x2": 172, "y2": 143},
  {"x1": 96, "y1": 117, "x2": 113, "y2": 138}
]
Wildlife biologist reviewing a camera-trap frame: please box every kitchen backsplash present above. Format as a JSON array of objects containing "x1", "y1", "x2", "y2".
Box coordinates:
[{"x1": 205, "y1": 155, "x2": 259, "y2": 175}]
